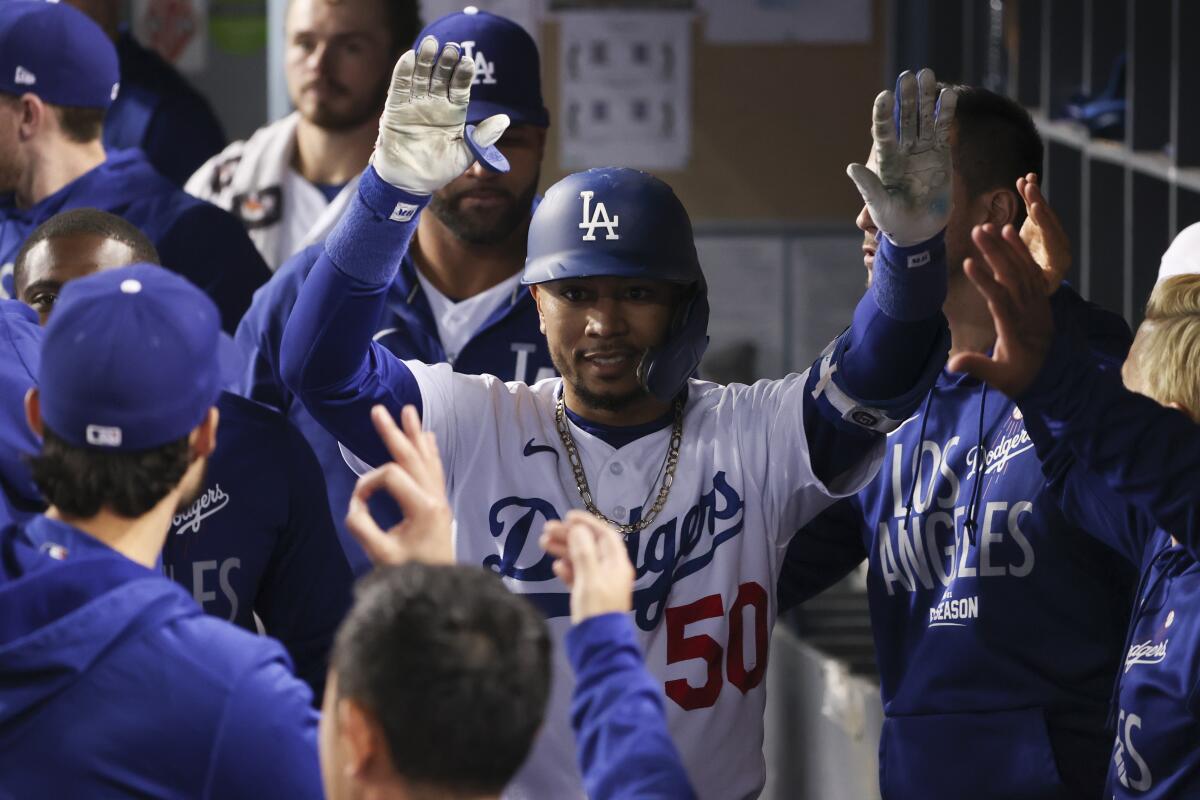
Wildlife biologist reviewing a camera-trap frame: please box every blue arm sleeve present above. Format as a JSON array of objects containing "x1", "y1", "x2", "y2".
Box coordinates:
[
  {"x1": 206, "y1": 655, "x2": 323, "y2": 799},
  {"x1": 777, "y1": 496, "x2": 868, "y2": 613},
  {"x1": 567, "y1": 613, "x2": 696, "y2": 800},
  {"x1": 280, "y1": 167, "x2": 428, "y2": 469},
  {"x1": 254, "y1": 421, "x2": 354, "y2": 701},
  {"x1": 804, "y1": 234, "x2": 951, "y2": 484},
  {"x1": 1018, "y1": 326, "x2": 1200, "y2": 563}
]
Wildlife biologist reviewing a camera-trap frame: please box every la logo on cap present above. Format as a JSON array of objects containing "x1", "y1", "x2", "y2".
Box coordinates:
[{"x1": 460, "y1": 40, "x2": 497, "y2": 85}]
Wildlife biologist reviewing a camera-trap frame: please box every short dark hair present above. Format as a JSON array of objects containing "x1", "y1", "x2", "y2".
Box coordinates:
[
  {"x1": 28, "y1": 425, "x2": 191, "y2": 518},
  {"x1": 333, "y1": 564, "x2": 551, "y2": 797},
  {"x1": 14, "y1": 208, "x2": 160, "y2": 290},
  {"x1": 945, "y1": 85, "x2": 1043, "y2": 224},
  {"x1": 52, "y1": 104, "x2": 105, "y2": 143}
]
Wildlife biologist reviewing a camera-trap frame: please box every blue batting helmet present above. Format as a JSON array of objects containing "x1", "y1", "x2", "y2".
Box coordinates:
[{"x1": 522, "y1": 168, "x2": 709, "y2": 402}]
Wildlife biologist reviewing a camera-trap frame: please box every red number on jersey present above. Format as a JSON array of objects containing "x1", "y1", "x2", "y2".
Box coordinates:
[{"x1": 663, "y1": 581, "x2": 770, "y2": 710}]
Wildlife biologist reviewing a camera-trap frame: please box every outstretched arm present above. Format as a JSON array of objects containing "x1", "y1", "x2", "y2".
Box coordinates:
[{"x1": 280, "y1": 36, "x2": 509, "y2": 469}]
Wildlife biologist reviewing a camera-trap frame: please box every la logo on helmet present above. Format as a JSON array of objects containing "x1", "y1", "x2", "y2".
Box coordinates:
[
  {"x1": 578, "y1": 191, "x2": 620, "y2": 241},
  {"x1": 460, "y1": 41, "x2": 497, "y2": 85}
]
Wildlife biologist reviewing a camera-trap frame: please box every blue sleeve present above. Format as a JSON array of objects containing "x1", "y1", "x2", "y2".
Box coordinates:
[
  {"x1": 567, "y1": 613, "x2": 696, "y2": 800},
  {"x1": 141, "y1": 95, "x2": 227, "y2": 187},
  {"x1": 1018, "y1": 323, "x2": 1200, "y2": 564},
  {"x1": 206, "y1": 653, "x2": 323, "y2": 799},
  {"x1": 156, "y1": 204, "x2": 272, "y2": 333},
  {"x1": 253, "y1": 421, "x2": 354, "y2": 701},
  {"x1": 777, "y1": 496, "x2": 868, "y2": 613},
  {"x1": 804, "y1": 234, "x2": 951, "y2": 484},
  {"x1": 280, "y1": 167, "x2": 428, "y2": 469}
]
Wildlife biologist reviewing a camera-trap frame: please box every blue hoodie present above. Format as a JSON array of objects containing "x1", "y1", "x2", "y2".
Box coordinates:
[
  {"x1": 0, "y1": 149, "x2": 270, "y2": 331},
  {"x1": 0, "y1": 515, "x2": 322, "y2": 798},
  {"x1": 1018, "y1": 323, "x2": 1200, "y2": 799},
  {"x1": 0, "y1": 300, "x2": 40, "y2": 527},
  {"x1": 779, "y1": 286, "x2": 1137, "y2": 800},
  {"x1": 236, "y1": 234, "x2": 556, "y2": 576}
]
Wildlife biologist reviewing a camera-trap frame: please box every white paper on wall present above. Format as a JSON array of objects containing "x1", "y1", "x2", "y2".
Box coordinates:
[
  {"x1": 696, "y1": 236, "x2": 787, "y2": 381},
  {"x1": 699, "y1": 0, "x2": 872, "y2": 45},
  {"x1": 132, "y1": 0, "x2": 209, "y2": 72},
  {"x1": 559, "y1": 11, "x2": 692, "y2": 171}
]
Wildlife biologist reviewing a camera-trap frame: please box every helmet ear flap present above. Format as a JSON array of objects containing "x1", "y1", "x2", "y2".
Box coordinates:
[{"x1": 639, "y1": 281, "x2": 710, "y2": 402}]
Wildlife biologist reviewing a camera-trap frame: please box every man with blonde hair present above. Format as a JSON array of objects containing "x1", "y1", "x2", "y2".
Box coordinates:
[{"x1": 952, "y1": 227, "x2": 1200, "y2": 798}]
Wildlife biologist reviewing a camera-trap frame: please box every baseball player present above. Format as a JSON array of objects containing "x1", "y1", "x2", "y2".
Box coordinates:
[
  {"x1": 777, "y1": 90, "x2": 1137, "y2": 800},
  {"x1": 280, "y1": 38, "x2": 954, "y2": 797},
  {"x1": 65, "y1": 0, "x2": 228, "y2": 186},
  {"x1": 0, "y1": 264, "x2": 321, "y2": 798},
  {"x1": 952, "y1": 229, "x2": 1200, "y2": 799},
  {"x1": 186, "y1": 0, "x2": 420, "y2": 270},
  {"x1": 11, "y1": 208, "x2": 355, "y2": 698},
  {"x1": 237, "y1": 7, "x2": 554, "y2": 574},
  {"x1": 341, "y1": 403, "x2": 695, "y2": 799},
  {"x1": 0, "y1": 0, "x2": 271, "y2": 331}
]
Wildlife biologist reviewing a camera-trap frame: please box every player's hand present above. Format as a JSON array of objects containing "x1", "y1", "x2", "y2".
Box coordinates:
[
  {"x1": 847, "y1": 69, "x2": 957, "y2": 247},
  {"x1": 540, "y1": 511, "x2": 635, "y2": 625},
  {"x1": 373, "y1": 35, "x2": 510, "y2": 194},
  {"x1": 345, "y1": 404, "x2": 454, "y2": 565},
  {"x1": 947, "y1": 224, "x2": 1055, "y2": 397},
  {"x1": 1017, "y1": 172, "x2": 1071, "y2": 294}
]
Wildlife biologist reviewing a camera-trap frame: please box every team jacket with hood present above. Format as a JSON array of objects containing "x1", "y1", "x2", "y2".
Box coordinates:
[
  {"x1": 236, "y1": 236, "x2": 556, "y2": 576},
  {"x1": 186, "y1": 113, "x2": 361, "y2": 271},
  {"x1": 0, "y1": 516, "x2": 322, "y2": 799},
  {"x1": 0, "y1": 148, "x2": 270, "y2": 331},
  {"x1": 0, "y1": 301, "x2": 40, "y2": 528},
  {"x1": 1018, "y1": 324, "x2": 1200, "y2": 799},
  {"x1": 779, "y1": 286, "x2": 1137, "y2": 800}
]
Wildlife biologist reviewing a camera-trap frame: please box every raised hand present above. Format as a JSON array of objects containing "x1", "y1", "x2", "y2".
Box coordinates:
[
  {"x1": 947, "y1": 224, "x2": 1056, "y2": 397},
  {"x1": 344, "y1": 404, "x2": 454, "y2": 566},
  {"x1": 1017, "y1": 172, "x2": 1072, "y2": 294},
  {"x1": 373, "y1": 36, "x2": 510, "y2": 195},
  {"x1": 847, "y1": 69, "x2": 957, "y2": 247},
  {"x1": 540, "y1": 511, "x2": 635, "y2": 625}
]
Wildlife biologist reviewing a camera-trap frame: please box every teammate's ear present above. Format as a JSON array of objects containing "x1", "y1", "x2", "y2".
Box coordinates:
[
  {"x1": 987, "y1": 188, "x2": 1020, "y2": 227},
  {"x1": 189, "y1": 406, "x2": 220, "y2": 459},
  {"x1": 23, "y1": 387, "x2": 42, "y2": 438},
  {"x1": 18, "y1": 93, "x2": 45, "y2": 142},
  {"x1": 529, "y1": 285, "x2": 546, "y2": 334},
  {"x1": 338, "y1": 699, "x2": 380, "y2": 778}
]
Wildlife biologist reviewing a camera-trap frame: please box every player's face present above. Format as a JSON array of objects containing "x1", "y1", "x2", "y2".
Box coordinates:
[
  {"x1": 427, "y1": 125, "x2": 546, "y2": 246},
  {"x1": 285, "y1": 0, "x2": 395, "y2": 131},
  {"x1": 0, "y1": 96, "x2": 23, "y2": 196},
  {"x1": 533, "y1": 277, "x2": 680, "y2": 416},
  {"x1": 17, "y1": 233, "x2": 137, "y2": 324}
]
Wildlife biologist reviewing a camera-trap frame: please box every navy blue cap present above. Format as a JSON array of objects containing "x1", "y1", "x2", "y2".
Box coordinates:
[
  {"x1": 0, "y1": 1, "x2": 119, "y2": 109},
  {"x1": 38, "y1": 264, "x2": 236, "y2": 451},
  {"x1": 417, "y1": 6, "x2": 549, "y2": 128}
]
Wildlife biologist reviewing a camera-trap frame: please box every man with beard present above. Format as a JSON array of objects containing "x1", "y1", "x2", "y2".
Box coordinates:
[
  {"x1": 237, "y1": 8, "x2": 553, "y2": 573},
  {"x1": 0, "y1": 264, "x2": 322, "y2": 798},
  {"x1": 187, "y1": 0, "x2": 420, "y2": 270}
]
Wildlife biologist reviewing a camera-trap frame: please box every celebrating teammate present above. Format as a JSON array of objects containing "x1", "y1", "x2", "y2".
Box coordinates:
[
  {"x1": 951, "y1": 226, "x2": 1200, "y2": 799},
  {"x1": 187, "y1": 0, "x2": 420, "y2": 270},
  {"x1": 0, "y1": 0, "x2": 271, "y2": 330},
  {"x1": 237, "y1": 8, "x2": 554, "y2": 573},
  {"x1": 778, "y1": 89, "x2": 1135, "y2": 799},
  {"x1": 280, "y1": 36, "x2": 954, "y2": 797},
  {"x1": 11, "y1": 208, "x2": 355, "y2": 698},
  {"x1": 0, "y1": 264, "x2": 321, "y2": 798}
]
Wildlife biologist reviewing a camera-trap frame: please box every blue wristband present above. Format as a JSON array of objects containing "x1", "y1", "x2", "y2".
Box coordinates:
[
  {"x1": 324, "y1": 166, "x2": 430, "y2": 286},
  {"x1": 871, "y1": 231, "x2": 948, "y2": 321}
]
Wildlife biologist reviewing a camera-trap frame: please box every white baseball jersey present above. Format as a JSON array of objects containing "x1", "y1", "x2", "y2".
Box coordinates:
[
  {"x1": 185, "y1": 112, "x2": 358, "y2": 271},
  {"x1": 348, "y1": 361, "x2": 883, "y2": 799}
]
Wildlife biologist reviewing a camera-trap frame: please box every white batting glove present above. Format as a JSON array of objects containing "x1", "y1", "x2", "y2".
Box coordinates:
[
  {"x1": 372, "y1": 35, "x2": 511, "y2": 195},
  {"x1": 847, "y1": 69, "x2": 957, "y2": 247}
]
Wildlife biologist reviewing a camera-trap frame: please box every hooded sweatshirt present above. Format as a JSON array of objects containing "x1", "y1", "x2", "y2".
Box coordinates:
[
  {"x1": 0, "y1": 515, "x2": 322, "y2": 798},
  {"x1": 0, "y1": 301, "x2": 40, "y2": 527},
  {"x1": 1018, "y1": 323, "x2": 1200, "y2": 799},
  {"x1": 779, "y1": 285, "x2": 1137, "y2": 800},
  {"x1": 0, "y1": 148, "x2": 270, "y2": 331}
]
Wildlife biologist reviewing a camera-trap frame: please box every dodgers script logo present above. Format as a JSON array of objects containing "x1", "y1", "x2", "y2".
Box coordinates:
[
  {"x1": 460, "y1": 41, "x2": 497, "y2": 85},
  {"x1": 579, "y1": 190, "x2": 620, "y2": 241},
  {"x1": 172, "y1": 484, "x2": 230, "y2": 535},
  {"x1": 484, "y1": 471, "x2": 745, "y2": 630}
]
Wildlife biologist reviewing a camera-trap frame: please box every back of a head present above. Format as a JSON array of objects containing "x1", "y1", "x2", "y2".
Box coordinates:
[
  {"x1": 946, "y1": 84, "x2": 1043, "y2": 222},
  {"x1": 14, "y1": 207, "x2": 161, "y2": 289},
  {"x1": 1133, "y1": 274, "x2": 1200, "y2": 420},
  {"x1": 332, "y1": 563, "x2": 551, "y2": 797}
]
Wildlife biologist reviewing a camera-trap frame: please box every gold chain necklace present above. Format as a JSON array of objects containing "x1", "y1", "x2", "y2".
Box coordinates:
[{"x1": 554, "y1": 396, "x2": 684, "y2": 535}]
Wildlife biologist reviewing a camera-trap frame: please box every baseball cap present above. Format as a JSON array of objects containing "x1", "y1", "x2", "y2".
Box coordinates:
[
  {"x1": 0, "y1": 0, "x2": 120, "y2": 109},
  {"x1": 37, "y1": 264, "x2": 237, "y2": 452},
  {"x1": 416, "y1": 6, "x2": 549, "y2": 128},
  {"x1": 1158, "y1": 222, "x2": 1200, "y2": 283}
]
